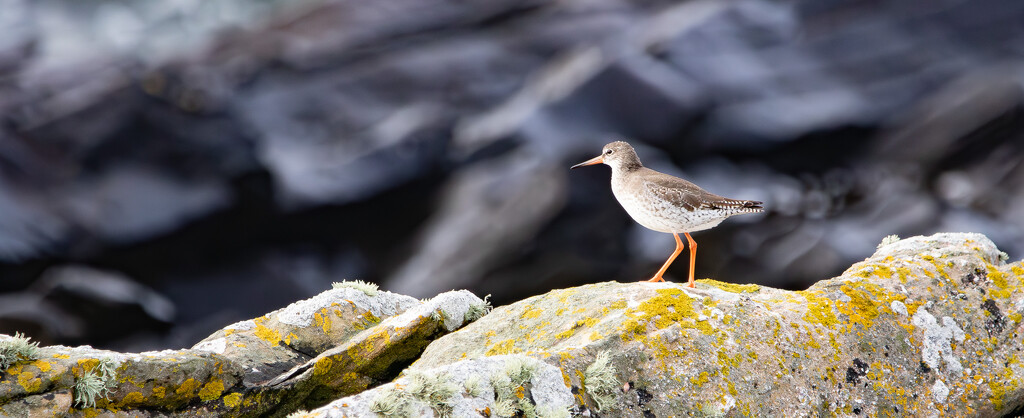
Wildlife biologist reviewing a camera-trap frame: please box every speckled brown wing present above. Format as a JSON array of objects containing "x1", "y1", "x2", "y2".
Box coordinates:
[{"x1": 635, "y1": 168, "x2": 763, "y2": 212}]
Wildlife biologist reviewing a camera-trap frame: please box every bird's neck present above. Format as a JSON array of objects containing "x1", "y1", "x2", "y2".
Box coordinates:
[
  {"x1": 611, "y1": 163, "x2": 642, "y2": 181},
  {"x1": 617, "y1": 161, "x2": 642, "y2": 173}
]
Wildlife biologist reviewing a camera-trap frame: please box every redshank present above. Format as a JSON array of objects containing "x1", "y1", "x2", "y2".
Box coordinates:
[{"x1": 571, "y1": 141, "x2": 763, "y2": 288}]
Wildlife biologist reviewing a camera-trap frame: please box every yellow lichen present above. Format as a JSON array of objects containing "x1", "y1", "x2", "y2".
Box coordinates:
[
  {"x1": 16, "y1": 368, "x2": 41, "y2": 392},
  {"x1": 253, "y1": 318, "x2": 282, "y2": 345},
  {"x1": 198, "y1": 379, "x2": 225, "y2": 402},
  {"x1": 152, "y1": 386, "x2": 166, "y2": 399},
  {"x1": 619, "y1": 288, "x2": 712, "y2": 341},
  {"x1": 521, "y1": 307, "x2": 543, "y2": 319},
  {"x1": 690, "y1": 371, "x2": 711, "y2": 386},
  {"x1": 121, "y1": 392, "x2": 145, "y2": 405},
  {"x1": 176, "y1": 378, "x2": 200, "y2": 396},
  {"x1": 314, "y1": 309, "x2": 332, "y2": 334},
  {"x1": 800, "y1": 293, "x2": 838, "y2": 328},
  {"x1": 699, "y1": 279, "x2": 760, "y2": 293},
  {"x1": 486, "y1": 339, "x2": 519, "y2": 356},
  {"x1": 223, "y1": 392, "x2": 242, "y2": 408}
]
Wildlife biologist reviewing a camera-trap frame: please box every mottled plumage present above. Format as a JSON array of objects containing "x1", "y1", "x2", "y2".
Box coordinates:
[{"x1": 571, "y1": 140, "x2": 763, "y2": 287}]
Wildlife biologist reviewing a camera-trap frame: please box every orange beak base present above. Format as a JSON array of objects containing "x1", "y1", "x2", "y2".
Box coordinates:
[{"x1": 570, "y1": 155, "x2": 604, "y2": 169}]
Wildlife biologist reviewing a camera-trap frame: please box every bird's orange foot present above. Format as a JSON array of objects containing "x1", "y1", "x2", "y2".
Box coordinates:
[{"x1": 646, "y1": 276, "x2": 665, "y2": 282}]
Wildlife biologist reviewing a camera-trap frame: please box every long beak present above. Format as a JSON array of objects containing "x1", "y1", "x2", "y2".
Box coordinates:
[{"x1": 570, "y1": 155, "x2": 604, "y2": 169}]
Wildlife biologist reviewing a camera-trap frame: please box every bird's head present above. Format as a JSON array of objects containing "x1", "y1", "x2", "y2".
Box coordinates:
[{"x1": 570, "y1": 141, "x2": 642, "y2": 171}]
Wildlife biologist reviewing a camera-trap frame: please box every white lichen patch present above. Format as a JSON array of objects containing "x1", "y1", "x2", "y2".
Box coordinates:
[
  {"x1": 912, "y1": 308, "x2": 965, "y2": 374},
  {"x1": 225, "y1": 319, "x2": 257, "y2": 331},
  {"x1": 877, "y1": 234, "x2": 901, "y2": 249},
  {"x1": 932, "y1": 379, "x2": 949, "y2": 403},
  {"x1": 193, "y1": 338, "x2": 227, "y2": 354},
  {"x1": 890, "y1": 300, "x2": 908, "y2": 316},
  {"x1": 878, "y1": 232, "x2": 997, "y2": 262},
  {"x1": 332, "y1": 280, "x2": 379, "y2": 296},
  {"x1": 418, "y1": 290, "x2": 481, "y2": 331},
  {"x1": 276, "y1": 288, "x2": 419, "y2": 327}
]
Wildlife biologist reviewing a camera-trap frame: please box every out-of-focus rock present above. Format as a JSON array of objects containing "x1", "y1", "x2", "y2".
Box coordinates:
[
  {"x1": 0, "y1": 265, "x2": 173, "y2": 345},
  {"x1": 388, "y1": 153, "x2": 567, "y2": 298}
]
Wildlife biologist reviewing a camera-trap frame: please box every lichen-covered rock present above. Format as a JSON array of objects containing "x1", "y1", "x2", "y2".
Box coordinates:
[
  {"x1": 192, "y1": 286, "x2": 419, "y2": 386},
  {"x1": 298, "y1": 355, "x2": 575, "y2": 417},
  {"x1": 411, "y1": 233, "x2": 1024, "y2": 416},
  {"x1": 0, "y1": 286, "x2": 485, "y2": 417},
  {"x1": 249, "y1": 290, "x2": 486, "y2": 416}
]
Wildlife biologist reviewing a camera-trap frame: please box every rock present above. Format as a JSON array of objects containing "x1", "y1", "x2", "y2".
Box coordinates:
[
  {"x1": 387, "y1": 152, "x2": 568, "y2": 298},
  {"x1": 0, "y1": 284, "x2": 487, "y2": 417},
  {"x1": 410, "y1": 232, "x2": 1024, "y2": 416},
  {"x1": 306, "y1": 355, "x2": 574, "y2": 417}
]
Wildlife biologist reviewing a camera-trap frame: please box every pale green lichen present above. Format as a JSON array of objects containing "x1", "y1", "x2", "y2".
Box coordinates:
[
  {"x1": 73, "y1": 357, "x2": 118, "y2": 409},
  {"x1": 369, "y1": 386, "x2": 414, "y2": 416},
  {"x1": 999, "y1": 251, "x2": 1010, "y2": 263},
  {"x1": 465, "y1": 294, "x2": 493, "y2": 322},
  {"x1": 429, "y1": 309, "x2": 451, "y2": 326},
  {"x1": 74, "y1": 372, "x2": 109, "y2": 408},
  {"x1": 370, "y1": 371, "x2": 458, "y2": 417},
  {"x1": 583, "y1": 351, "x2": 619, "y2": 412},
  {"x1": 878, "y1": 234, "x2": 900, "y2": 249},
  {"x1": 464, "y1": 374, "x2": 483, "y2": 397},
  {"x1": 406, "y1": 371, "x2": 458, "y2": 417},
  {"x1": 285, "y1": 410, "x2": 315, "y2": 418},
  {"x1": 0, "y1": 332, "x2": 40, "y2": 370},
  {"x1": 490, "y1": 358, "x2": 541, "y2": 417},
  {"x1": 493, "y1": 399, "x2": 518, "y2": 417},
  {"x1": 331, "y1": 280, "x2": 379, "y2": 296},
  {"x1": 536, "y1": 404, "x2": 572, "y2": 418}
]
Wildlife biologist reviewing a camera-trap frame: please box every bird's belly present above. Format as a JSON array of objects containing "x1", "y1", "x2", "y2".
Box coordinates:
[{"x1": 615, "y1": 193, "x2": 724, "y2": 233}]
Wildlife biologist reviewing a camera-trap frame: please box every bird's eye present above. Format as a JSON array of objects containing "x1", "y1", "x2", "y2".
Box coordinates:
[{"x1": 605, "y1": 149, "x2": 614, "y2": 155}]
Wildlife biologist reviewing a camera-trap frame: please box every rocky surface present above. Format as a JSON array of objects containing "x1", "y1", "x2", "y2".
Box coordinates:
[
  {"x1": 328, "y1": 232, "x2": 1023, "y2": 417},
  {"x1": 3, "y1": 232, "x2": 1018, "y2": 417},
  {"x1": 0, "y1": 283, "x2": 486, "y2": 417}
]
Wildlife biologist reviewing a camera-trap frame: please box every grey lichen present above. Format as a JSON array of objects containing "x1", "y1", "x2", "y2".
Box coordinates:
[
  {"x1": 73, "y1": 357, "x2": 118, "y2": 409},
  {"x1": 489, "y1": 357, "x2": 541, "y2": 417},
  {"x1": 369, "y1": 385, "x2": 414, "y2": 416},
  {"x1": 463, "y1": 374, "x2": 483, "y2": 398},
  {"x1": 370, "y1": 371, "x2": 458, "y2": 417},
  {"x1": 0, "y1": 332, "x2": 40, "y2": 370},
  {"x1": 493, "y1": 399, "x2": 518, "y2": 417},
  {"x1": 74, "y1": 372, "x2": 108, "y2": 408},
  {"x1": 331, "y1": 280, "x2": 379, "y2": 297},
  {"x1": 407, "y1": 371, "x2": 458, "y2": 417},
  {"x1": 877, "y1": 234, "x2": 901, "y2": 249},
  {"x1": 465, "y1": 294, "x2": 493, "y2": 322},
  {"x1": 536, "y1": 405, "x2": 572, "y2": 418},
  {"x1": 583, "y1": 351, "x2": 619, "y2": 412},
  {"x1": 429, "y1": 308, "x2": 450, "y2": 325}
]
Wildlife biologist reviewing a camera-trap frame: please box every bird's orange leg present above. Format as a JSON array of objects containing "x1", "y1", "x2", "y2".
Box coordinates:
[
  {"x1": 684, "y1": 232, "x2": 697, "y2": 288},
  {"x1": 647, "y1": 233, "x2": 684, "y2": 282}
]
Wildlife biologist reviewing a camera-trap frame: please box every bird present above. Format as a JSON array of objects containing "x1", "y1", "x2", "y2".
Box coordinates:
[{"x1": 571, "y1": 141, "x2": 763, "y2": 288}]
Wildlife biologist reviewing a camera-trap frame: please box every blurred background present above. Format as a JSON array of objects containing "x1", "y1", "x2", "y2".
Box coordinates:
[{"x1": 1, "y1": 0, "x2": 1023, "y2": 352}]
